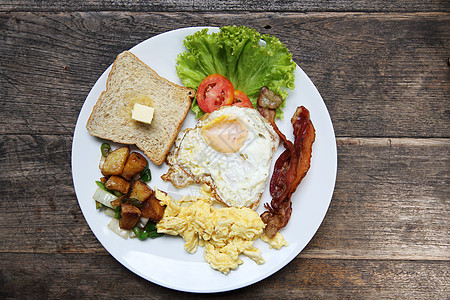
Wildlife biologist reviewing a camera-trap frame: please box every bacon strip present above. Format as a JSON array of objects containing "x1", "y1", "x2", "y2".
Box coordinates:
[{"x1": 258, "y1": 91, "x2": 316, "y2": 238}]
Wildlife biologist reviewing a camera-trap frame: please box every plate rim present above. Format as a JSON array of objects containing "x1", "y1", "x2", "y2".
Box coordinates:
[{"x1": 71, "y1": 26, "x2": 337, "y2": 293}]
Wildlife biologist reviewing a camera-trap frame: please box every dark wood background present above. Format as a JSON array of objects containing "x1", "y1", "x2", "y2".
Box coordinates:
[{"x1": 1, "y1": 1, "x2": 448, "y2": 298}]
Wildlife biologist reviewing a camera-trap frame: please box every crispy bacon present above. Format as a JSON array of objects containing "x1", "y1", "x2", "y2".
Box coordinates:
[
  {"x1": 289, "y1": 108, "x2": 316, "y2": 198},
  {"x1": 258, "y1": 88, "x2": 316, "y2": 238}
]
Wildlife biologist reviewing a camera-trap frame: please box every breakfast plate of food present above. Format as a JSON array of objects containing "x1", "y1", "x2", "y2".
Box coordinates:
[{"x1": 72, "y1": 26, "x2": 337, "y2": 293}]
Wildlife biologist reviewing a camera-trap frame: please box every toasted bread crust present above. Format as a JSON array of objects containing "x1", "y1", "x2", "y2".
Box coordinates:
[{"x1": 86, "y1": 51, "x2": 194, "y2": 165}]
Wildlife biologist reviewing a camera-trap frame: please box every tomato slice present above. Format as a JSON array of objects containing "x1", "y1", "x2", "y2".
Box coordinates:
[
  {"x1": 197, "y1": 74, "x2": 234, "y2": 113},
  {"x1": 232, "y1": 90, "x2": 254, "y2": 108}
]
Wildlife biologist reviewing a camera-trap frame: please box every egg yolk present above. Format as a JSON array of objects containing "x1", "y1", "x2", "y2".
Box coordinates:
[{"x1": 201, "y1": 115, "x2": 248, "y2": 153}]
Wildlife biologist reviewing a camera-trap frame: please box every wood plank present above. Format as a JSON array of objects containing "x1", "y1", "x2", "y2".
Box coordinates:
[
  {"x1": 1, "y1": 135, "x2": 448, "y2": 260},
  {"x1": 1, "y1": 0, "x2": 449, "y2": 13},
  {"x1": 0, "y1": 253, "x2": 448, "y2": 298},
  {"x1": 1, "y1": 12, "x2": 449, "y2": 137},
  {"x1": 0, "y1": 134, "x2": 100, "y2": 254},
  {"x1": 303, "y1": 137, "x2": 450, "y2": 261}
]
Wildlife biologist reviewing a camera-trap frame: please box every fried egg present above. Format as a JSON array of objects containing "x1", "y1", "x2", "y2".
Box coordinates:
[{"x1": 162, "y1": 106, "x2": 279, "y2": 209}]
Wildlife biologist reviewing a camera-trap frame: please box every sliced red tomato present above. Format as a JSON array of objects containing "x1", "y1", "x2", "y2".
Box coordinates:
[
  {"x1": 197, "y1": 74, "x2": 234, "y2": 113},
  {"x1": 232, "y1": 90, "x2": 254, "y2": 108}
]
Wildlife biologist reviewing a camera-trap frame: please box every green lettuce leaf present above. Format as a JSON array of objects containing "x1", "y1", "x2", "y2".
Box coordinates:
[{"x1": 176, "y1": 26, "x2": 296, "y2": 119}]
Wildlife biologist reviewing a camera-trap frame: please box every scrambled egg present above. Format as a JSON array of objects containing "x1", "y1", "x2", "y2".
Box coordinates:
[
  {"x1": 261, "y1": 232, "x2": 289, "y2": 249},
  {"x1": 155, "y1": 185, "x2": 288, "y2": 274}
]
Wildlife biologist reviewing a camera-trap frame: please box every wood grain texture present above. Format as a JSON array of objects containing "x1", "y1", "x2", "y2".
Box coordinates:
[
  {"x1": 1, "y1": 0, "x2": 449, "y2": 13},
  {"x1": 1, "y1": 5, "x2": 449, "y2": 298},
  {"x1": 304, "y1": 138, "x2": 449, "y2": 261},
  {"x1": 1, "y1": 135, "x2": 448, "y2": 261},
  {"x1": 1, "y1": 12, "x2": 449, "y2": 137},
  {"x1": 1, "y1": 253, "x2": 448, "y2": 298}
]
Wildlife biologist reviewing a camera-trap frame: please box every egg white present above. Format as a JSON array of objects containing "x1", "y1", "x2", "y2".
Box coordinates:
[{"x1": 171, "y1": 106, "x2": 279, "y2": 208}]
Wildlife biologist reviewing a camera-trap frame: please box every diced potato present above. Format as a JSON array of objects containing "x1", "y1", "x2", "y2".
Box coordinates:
[
  {"x1": 121, "y1": 152, "x2": 147, "y2": 180},
  {"x1": 110, "y1": 197, "x2": 123, "y2": 208},
  {"x1": 129, "y1": 181, "x2": 153, "y2": 202},
  {"x1": 141, "y1": 194, "x2": 165, "y2": 222},
  {"x1": 105, "y1": 175, "x2": 130, "y2": 195},
  {"x1": 119, "y1": 203, "x2": 141, "y2": 230},
  {"x1": 101, "y1": 147, "x2": 130, "y2": 176}
]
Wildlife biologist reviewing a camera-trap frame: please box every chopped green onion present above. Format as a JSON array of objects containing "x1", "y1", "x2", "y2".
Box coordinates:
[
  {"x1": 138, "y1": 217, "x2": 149, "y2": 228},
  {"x1": 107, "y1": 218, "x2": 130, "y2": 239},
  {"x1": 95, "y1": 181, "x2": 107, "y2": 190},
  {"x1": 145, "y1": 222, "x2": 157, "y2": 232},
  {"x1": 113, "y1": 191, "x2": 123, "y2": 197},
  {"x1": 138, "y1": 231, "x2": 148, "y2": 241},
  {"x1": 140, "y1": 162, "x2": 152, "y2": 182},
  {"x1": 129, "y1": 198, "x2": 143, "y2": 208},
  {"x1": 114, "y1": 206, "x2": 121, "y2": 219},
  {"x1": 101, "y1": 142, "x2": 111, "y2": 157},
  {"x1": 103, "y1": 207, "x2": 116, "y2": 218},
  {"x1": 95, "y1": 201, "x2": 104, "y2": 209},
  {"x1": 132, "y1": 226, "x2": 141, "y2": 237},
  {"x1": 122, "y1": 221, "x2": 163, "y2": 241},
  {"x1": 92, "y1": 187, "x2": 117, "y2": 209},
  {"x1": 144, "y1": 222, "x2": 163, "y2": 239},
  {"x1": 147, "y1": 231, "x2": 163, "y2": 239},
  {"x1": 95, "y1": 180, "x2": 116, "y2": 196}
]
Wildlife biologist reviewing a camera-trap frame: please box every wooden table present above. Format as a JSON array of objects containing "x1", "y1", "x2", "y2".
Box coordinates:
[{"x1": 1, "y1": 1, "x2": 448, "y2": 298}]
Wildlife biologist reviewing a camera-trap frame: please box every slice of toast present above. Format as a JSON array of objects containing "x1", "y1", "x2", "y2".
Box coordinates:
[{"x1": 86, "y1": 51, "x2": 195, "y2": 165}]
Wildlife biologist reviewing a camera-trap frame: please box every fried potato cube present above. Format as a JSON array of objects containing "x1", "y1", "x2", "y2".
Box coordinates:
[
  {"x1": 129, "y1": 181, "x2": 153, "y2": 202},
  {"x1": 119, "y1": 203, "x2": 141, "y2": 230},
  {"x1": 141, "y1": 194, "x2": 165, "y2": 222},
  {"x1": 121, "y1": 152, "x2": 147, "y2": 180},
  {"x1": 110, "y1": 197, "x2": 123, "y2": 208},
  {"x1": 104, "y1": 175, "x2": 130, "y2": 195},
  {"x1": 102, "y1": 147, "x2": 130, "y2": 176}
]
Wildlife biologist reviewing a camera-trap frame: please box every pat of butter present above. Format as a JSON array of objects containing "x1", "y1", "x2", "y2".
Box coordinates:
[{"x1": 131, "y1": 103, "x2": 154, "y2": 124}]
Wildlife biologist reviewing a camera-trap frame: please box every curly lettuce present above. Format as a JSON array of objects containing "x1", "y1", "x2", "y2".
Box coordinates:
[{"x1": 176, "y1": 26, "x2": 296, "y2": 118}]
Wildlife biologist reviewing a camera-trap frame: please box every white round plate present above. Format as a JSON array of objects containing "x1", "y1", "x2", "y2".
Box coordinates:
[{"x1": 72, "y1": 27, "x2": 337, "y2": 293}]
